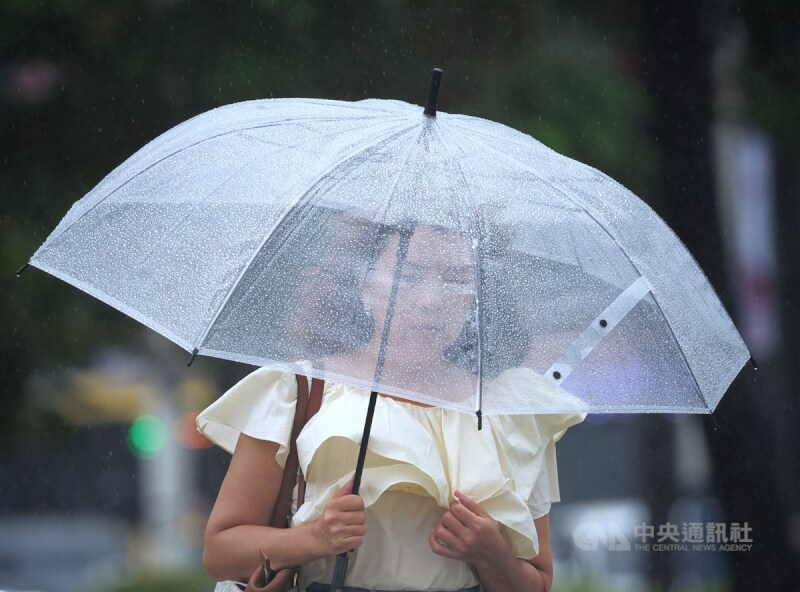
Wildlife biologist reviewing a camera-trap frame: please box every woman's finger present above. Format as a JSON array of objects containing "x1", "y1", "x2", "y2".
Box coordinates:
[
  {"x1": 440, "y1": 510, "x2": 469, "y2": 538},
  {"x1": 337, "y1": 510, "x2": 366, "y2": 526},
  {"x1": 433, "y1": 522, "x2": 461, "y2": 550},
  {"x1": 450, "y1": 499, "x2": 481, "y2": 526},
  {"x1": 454, "y1": 490, "x2": 489, "y2": 518},
  {"x1": 329, "y1": 493, "x2": 365, "y2": 512},
  {"x1": 336, "y1": 523, "x2": 367, "y2": 538},
  {"x1": 428, "y1": 529, "x2": 458, "y2": 558},
  {"x1": 337, "y1": 535, "x2": 364, "y2": 552},
  {"x1": 327, "y1": 521, "x2": 365, "y2": 535}
]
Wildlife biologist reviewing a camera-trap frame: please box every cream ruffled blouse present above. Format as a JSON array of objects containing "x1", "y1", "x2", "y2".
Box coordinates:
[{"x1": 197, "y1": 366, "x2": 587, "y2": 591}]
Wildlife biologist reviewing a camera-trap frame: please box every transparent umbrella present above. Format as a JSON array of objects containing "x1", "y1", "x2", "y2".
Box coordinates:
[{"x1": 18, "y1": 68, "x2": 754, "y2": 590}]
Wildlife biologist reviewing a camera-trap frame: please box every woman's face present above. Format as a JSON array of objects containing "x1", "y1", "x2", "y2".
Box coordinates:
[{"x1": 363, "y1": 224, "x2": 476, "y2": 372}]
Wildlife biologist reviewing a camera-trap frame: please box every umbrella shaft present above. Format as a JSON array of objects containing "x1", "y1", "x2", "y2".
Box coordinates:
[
  {"x1": 332, "y1": 225, "x2": 413, "y2": 591},
  {"x1": 372, "y1": 225, "x2": 413, "y2": 385},
  {"x1": 352, "y1": 390, "x2": 378, "y2": 494},
  {"x1": 329, "y1": 389, "x2": 376, "y2": 591}
]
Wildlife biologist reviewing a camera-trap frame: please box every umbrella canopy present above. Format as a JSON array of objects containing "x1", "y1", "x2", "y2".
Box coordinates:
[{"x1": 23, "y1": 73, "x2": 752, "y2": 417}]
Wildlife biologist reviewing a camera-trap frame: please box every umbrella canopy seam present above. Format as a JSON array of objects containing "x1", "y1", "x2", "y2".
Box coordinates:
[{"x1": 371, "y1": 122, "x2": 427, "y2": 227}]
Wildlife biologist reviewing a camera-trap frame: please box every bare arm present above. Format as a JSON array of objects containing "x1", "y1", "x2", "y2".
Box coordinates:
[
  {"x1": 472, "y1": 514, "x2": 553, "y2": 592},
  {"x1": 203, "y1": 433, "x2": 366, "y2": 582}
]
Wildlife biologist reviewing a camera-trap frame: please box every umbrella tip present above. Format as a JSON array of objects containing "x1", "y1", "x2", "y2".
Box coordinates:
[
  {"x1": 15, "y1": 262, "x2": 29, "y2": 277},
  {"x1": 187, "y1": 347, "x2": 198, "y2": 367},
  {"x1": 423, "y1": 67, "x2": 444, "y2": 117},
  {"x1": 476, "y1": 408, "x2": 483, "y2": 431},
  {"x1": 749, "y1": 356, "x2": 758, "y2": 370}
]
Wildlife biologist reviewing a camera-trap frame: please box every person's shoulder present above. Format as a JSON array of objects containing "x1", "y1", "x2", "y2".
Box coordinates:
[
  {"x1": 234, "y1": 365, "x2": 299, "y2": 392},
  {"x1": 482, "y1": 367, "x2": 587, "y2": 449},
  {"x1": 195, "y1": 365, "x2": 302, "y2": 456}
]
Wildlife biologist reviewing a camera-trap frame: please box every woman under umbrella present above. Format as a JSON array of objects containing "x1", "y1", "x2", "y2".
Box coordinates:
[{"x1": 198, "y1": 219, "x2": 587, "y2": 592}]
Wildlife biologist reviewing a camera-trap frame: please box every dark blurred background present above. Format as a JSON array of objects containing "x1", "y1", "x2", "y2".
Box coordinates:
[{"x1": 1, "y1": 1, "x2": 798, "y2": 591}]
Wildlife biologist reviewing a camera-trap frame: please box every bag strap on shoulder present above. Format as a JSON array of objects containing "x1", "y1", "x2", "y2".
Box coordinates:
[{"x1": 269, "y1": 374, "x2": 324, "y2": 528}]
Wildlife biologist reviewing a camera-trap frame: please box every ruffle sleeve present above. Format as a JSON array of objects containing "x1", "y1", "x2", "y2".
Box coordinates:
[
  {"x1": 195, "y1": 366, "x2": 298, "y2": 468},
  {"x1": 486, "y1": 365, "x2": 588, "y2": 520},
  {"x1": 526, "y1": 410, "x2": 588, "y2": 519}
]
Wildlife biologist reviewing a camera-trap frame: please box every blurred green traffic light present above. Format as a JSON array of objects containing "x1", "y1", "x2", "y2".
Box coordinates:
[{"x1": 128, "y1": 414, "x2": 167, "y2": 459}]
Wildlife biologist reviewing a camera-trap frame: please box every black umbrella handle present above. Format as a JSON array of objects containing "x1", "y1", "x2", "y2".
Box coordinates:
[
  {"x1": 329, "y1": 389, "x2": 377, "y2": 591},
  {"x1": 330, "y1": 552, "x2": 350, "y2": 592}
]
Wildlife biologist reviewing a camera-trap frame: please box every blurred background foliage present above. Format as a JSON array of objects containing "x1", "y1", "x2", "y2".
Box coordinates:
[{"x1": 2, "y1": 0, "x2": 662, "y2": 445}]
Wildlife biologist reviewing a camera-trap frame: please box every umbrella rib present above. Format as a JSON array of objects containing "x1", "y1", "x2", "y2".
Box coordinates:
[
  {"x1": 429, "y1": 122, "x2": 485, "y2": 422},
  {"x1": 34, "y1": 114, "x2": 411, "y2": 257},
  {"x1": 370, "y1": 121, "x2": 427, "y2": 228},
  {"x1": 444, "y1": 118, "x2": 562, "y2": 159},
  {"x1": 191, "y1": 120, "x2": 421, "y2": 352},
  {"x1": 444, "y1": 127, "x2": 713, "y2": 414}
]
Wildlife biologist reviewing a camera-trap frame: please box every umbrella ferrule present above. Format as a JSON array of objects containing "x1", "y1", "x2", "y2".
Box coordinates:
[{"x1": 423, "y1": 68, "x2": 443, "y2": 117}]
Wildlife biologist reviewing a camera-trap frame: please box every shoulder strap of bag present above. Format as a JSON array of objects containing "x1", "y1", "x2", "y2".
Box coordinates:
[{"x1": 269, "y1": 374, "x2": 324, "y2": 528}]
